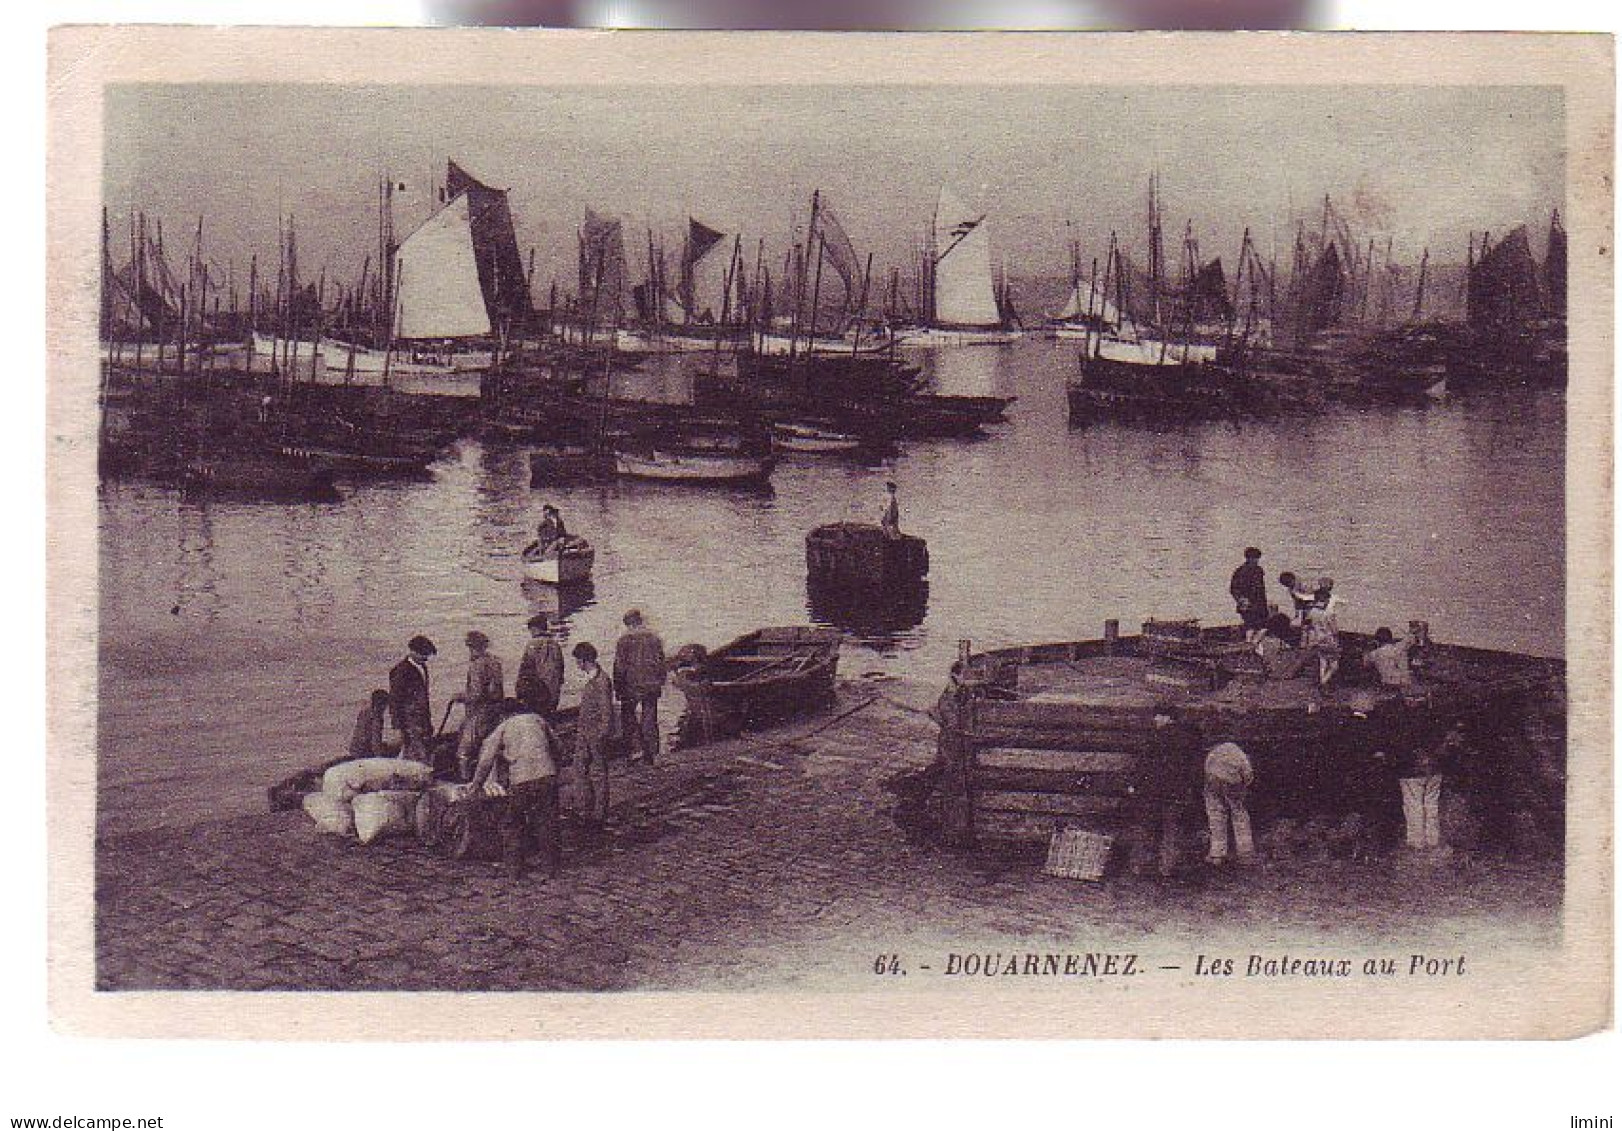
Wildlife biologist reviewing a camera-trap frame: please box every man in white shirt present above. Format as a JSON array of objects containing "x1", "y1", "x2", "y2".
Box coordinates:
[
  {"x1": 1203, "y1": 739, "x2": 1256, "y2": 866},
  {"x1": 470, "y1": 699, "x2": 562, "y2": 878}
]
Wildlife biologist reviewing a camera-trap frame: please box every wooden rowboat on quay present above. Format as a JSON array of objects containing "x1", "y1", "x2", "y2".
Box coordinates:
[{"x1": 670, "y1": 626, "x2": 842, "y2": 745}]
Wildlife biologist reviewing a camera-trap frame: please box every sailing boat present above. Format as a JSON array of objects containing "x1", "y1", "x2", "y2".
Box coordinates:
[
  {"x1": 618, "y1": 218, "x2": 750, "y2": 354},
  {"x1": 903, "y1": 187, "x2": 1019, "y2": 347},
  {"x1": 1067, "y1": 193, "x2": 1243, "y2": 423},
  {"x1": 1048, "y1": 277, "x2": 1125, "y2": 340},
  {"x1": 1457, "y1": 217, "x2": 1566, "y2": 385},
  {"x1": 320, "y1": 160, "x2": 533, "y2": 392}
]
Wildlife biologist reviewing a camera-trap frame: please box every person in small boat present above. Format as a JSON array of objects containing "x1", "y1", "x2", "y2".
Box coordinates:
[
  {"x1": 1203, "y1": 737, "x2": 1256, "y2": 867},
  {"x1": 572, "y1": 641, "x2": 616, "y2": 829},
  {"x1": 613, "y1": 609, "x2": 668, "y2": 766},
  {"x1": 525, "y1": 504, "x2": 569, "y2": 560},
  {"x1": 880, "y1": 481, "x2": 902, "y2": 540},
  {"x1": 515, "y1": 613, "x2": 565, "y2": 718},
  {"x1": 1363, "y1": 626, "x2": 1417, "y2": 690},
  {"x1": 348, "y1": 689, "x2": 393, "y2": 760},
  {"x1": 468, "y1": 698, "x2": 562, "y2": 879},
  {"x1": 1229, "y1": 546, "x2": 1269, "y2": 640},
  {"x1": 1254, "y1": 613, "x2": 1311, "y2": 680},
  {"x1": 1302, "y1": 581, "x2": 1342, "y2": 687},
  {"x1": 388, "y1": 635, "x2": 437, "y2": 765},
  {"x1": 453, "y1": 630, "x2": 506, "y2": 779}
]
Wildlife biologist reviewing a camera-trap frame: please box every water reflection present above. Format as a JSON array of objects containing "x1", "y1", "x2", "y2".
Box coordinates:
[
  {"x1": 519, "y1": 577, "x2": 597, "y2": 637},
  {"x1": 174, "y1": 501, "x2": 221, "y2": 622},
  {"x1": 912, "y1": 343, "x2": 1011, "y2": 397},
  {"x1": 806, "y1": 576, "x2": 930, "y2": 651}
]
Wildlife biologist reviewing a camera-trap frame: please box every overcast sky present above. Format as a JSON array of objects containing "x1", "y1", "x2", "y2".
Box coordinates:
[{"x1": 104, "y1": 82, "x2": 1564, "y2": 290}]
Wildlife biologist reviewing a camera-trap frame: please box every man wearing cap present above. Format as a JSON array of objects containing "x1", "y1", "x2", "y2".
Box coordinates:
[
  {"x1": 1229, "y1": 547, "x2": 1269, "y2": 640},
  {"x1": 572, "y1": 641, "x2": 615, "y2": 828},
  {"x1": 453, "y1": 630, "x2": 506, "y2": 778},
  {"x1": 388, "y1": 635, "x2": 437, "y2": 765},
  {"x1": 526, "y1": 504, "x2": 568, "y2": 560},
  {"x1": 613, "y1": 609, "x2": 668, "y2": 765},
  {"x1": 515, "y1": 613, "x2": 565, "y2": 718}
]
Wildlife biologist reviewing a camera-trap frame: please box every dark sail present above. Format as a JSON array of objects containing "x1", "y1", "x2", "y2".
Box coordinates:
[
  {"x1": 578, "y1": 208, "x2": 630, "y2": 329},
  {"x1": 679, "y1": 218, "x2": 728, "y2": 322},
  {"x1": 1467, "y1": 225, "x2": 1540, "y2": 333},
  {"x1": 1186, "y1": 258, "x2": 1234, "y2": 325},
  {"x1": 1292, "y1": 241, "x2": 1346, "y2": 339},
  {"x1": 1542, "y1": 211, "x2": 1566, "y2": 319},
  {"x1": 445, "y1": 160, "x2": 533, "y2": 333}
]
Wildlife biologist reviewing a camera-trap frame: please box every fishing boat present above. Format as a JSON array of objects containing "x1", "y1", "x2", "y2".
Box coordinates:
[
  {"x1": 614, "y1": 447, "x2": 775, "y2": 485},
  {"x1": 906, "y1": 187, "x2": 1023, "y2": 348},
  {"x1": 772, "y1": 420, "x2": 865, "y2": 454},
  {"x1": 521, "y1": 536, "x2": 596, "y2": 584},
  {"x1": 528, "y1": 443, "x2": 610, "y2": 485},
  {"x1": 183, "y1": 451, "x2": 338, "y2": 496},
  {"x1": 932, "y1": 620, "x2": 1563, "y2": 851},
  {"x1": 670, "y1": 626, "x2": 842, "y2": 744}
]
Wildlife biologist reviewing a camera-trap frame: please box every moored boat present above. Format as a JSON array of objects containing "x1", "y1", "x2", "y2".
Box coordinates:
[
  {"x1": 670, "y1": 625, "x2": 842, "y2": 744},
  {"x1": 522, "y1": 536, "x2": 596, "y2": 584},
  {"x1": 614, "y1": 448, "x2": 775, "y2": 485},
  {"x1": 528, "y1": 443, "x2": 611, "y2": 485},
  {"x1": 183, "y1": 451, "x2": 338, "y2": 496},
  {"x1": 772, "y1": 421, "x2": 865, "y2": 454}
]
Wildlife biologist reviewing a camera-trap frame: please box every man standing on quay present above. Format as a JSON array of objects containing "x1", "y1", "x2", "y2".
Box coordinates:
[
  {"x1": 1230, "y1": 546, "x2": 1269, "y2": 640},
  {"x1": 515, "y1": 613, "x2": 565, "y2": 718},
  {"x1": 613, "y1": 609, "x2": 667, "y2": 766},
  {"x1": 388, "y1": 635, "x2": 437, "y2": 765},
  {"x1": 453, "y1": 630, "x2": 505, "y2": 778}
]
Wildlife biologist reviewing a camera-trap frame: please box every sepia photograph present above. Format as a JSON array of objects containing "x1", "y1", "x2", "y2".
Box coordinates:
[{"x1": 45, "y1": 28, "x2": 1611, "y2": 1039}]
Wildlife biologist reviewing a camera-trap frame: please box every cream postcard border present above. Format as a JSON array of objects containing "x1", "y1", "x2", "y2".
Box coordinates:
[{"x1": 45, "y1": 27, "x2": 1614, "y2": 1039}]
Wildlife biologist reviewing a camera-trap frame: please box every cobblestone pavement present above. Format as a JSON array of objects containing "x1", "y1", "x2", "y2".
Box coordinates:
[{"x1": 96, "y1": 682, "x2": 1561, "y2": 992}]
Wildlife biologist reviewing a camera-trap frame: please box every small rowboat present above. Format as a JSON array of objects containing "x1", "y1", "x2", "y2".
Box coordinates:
[
  {"x1": 522, "y1": 536, "x2": 596, "y2": 584},
  {"x1": 772, "y1": 421, "x2": 865, "y2": 454},
  {"x1": 670, "y1": 625, "x2": 841, "y2": 744},
  {"x1": 614, "y1": 448, "x2": 775, "y2": 485}
]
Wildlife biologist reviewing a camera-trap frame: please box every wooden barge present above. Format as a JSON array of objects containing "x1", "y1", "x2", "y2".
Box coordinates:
[{"x1": 934, "y1": 621, "x2": 1563, "y2": 852}]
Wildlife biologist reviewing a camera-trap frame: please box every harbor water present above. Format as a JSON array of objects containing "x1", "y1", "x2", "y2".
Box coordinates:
[{"x1": 97, "y1": 337, "x2": 1565, "y2": 836}]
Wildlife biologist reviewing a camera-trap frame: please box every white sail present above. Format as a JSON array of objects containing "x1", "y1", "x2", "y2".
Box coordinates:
[
  {"x1": 392, "y1": 192, "x2": 491, "y2": 341},
  {"x1": 1054, "y1": 279, "x2": 1123, "y2": 327},
  {"x1": 932, "y1": 187, "x2": 1001, "y2": 329}
]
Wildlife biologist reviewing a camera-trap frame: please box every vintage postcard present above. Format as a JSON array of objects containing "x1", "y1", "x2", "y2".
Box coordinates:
[{"x1": 46, "y1": 27, "x2": 1611, "y2": 1038}]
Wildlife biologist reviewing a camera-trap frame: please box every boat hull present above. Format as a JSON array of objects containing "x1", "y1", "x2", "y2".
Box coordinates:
[
  {"x1": 614, "y1": 451, "x2": 774, "y2": 485},
  {"x1": 523, "y1": 549, "x2": 596, "y2": 585},
  {"x1": 934, "y1": 626, "x2": 1563, "y2": 850},
  {"x1": 671, "y1": 626, "x2": 842, "y2": 745},
  {"x1": 772, "y1": 424, "x2": 865, "y2": 453}
]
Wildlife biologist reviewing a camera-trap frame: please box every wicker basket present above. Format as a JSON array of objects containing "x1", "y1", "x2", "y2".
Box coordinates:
[{"x1": 1043, "y1": 826, "x2": 1114, "y2": 881}]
